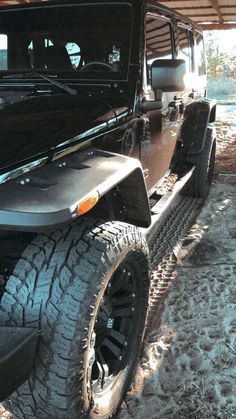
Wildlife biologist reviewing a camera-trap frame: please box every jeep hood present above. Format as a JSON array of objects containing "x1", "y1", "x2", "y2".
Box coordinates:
[{"x1": 0, "y1": 91, "x2": 130, "y2": 173}]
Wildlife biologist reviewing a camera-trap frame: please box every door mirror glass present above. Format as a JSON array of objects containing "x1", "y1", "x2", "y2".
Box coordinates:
[{"x1": 151, "y1": 59, "x2": 186, "y2": 92}]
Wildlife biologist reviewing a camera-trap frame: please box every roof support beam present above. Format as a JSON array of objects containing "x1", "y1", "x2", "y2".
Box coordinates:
[
  {"x1": 207, "y1": 0, "x2": 224, "y2": 23},
  {"x1": 188, "y1": 13, "x2": 236, "y2": 18},
  {"x1": 160, "y1": 0, "x2": 202, "y2": 2},
  {"x1": 159, "y1": 0, "x2": 236, "y2": 29},
  {"x1": 177, "y1": 6, "x2": 236, "y2": 11},
  {"x1": 201, "y1": 23, "x2": 236, "y2": 30}
]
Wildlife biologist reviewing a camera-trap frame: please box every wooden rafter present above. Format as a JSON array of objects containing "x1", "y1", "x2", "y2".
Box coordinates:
[
  {"x1": 177, "y1": 6, "x2": 236, "y2": 11},
  {"x1": 178, "y1": 7, "x2": 215, "y2": 11},
  {"x1": 187, "y1": 13, "x2": 236, "y2": 18},
  {"x1": 201, "y1": 23, "x2": 236, "y2": 29},
  {"x1": 183, "y1": 11, "x2": 236, "y2": 23},
  {"x1": 208, "y1": 0, "x2": 223, "y2": 22},
  {"x1": 159, "y1": 0, "x2": 207, "y2": 2},
  {"x1": 158, "y1": 0, "x2": 236, "y2": 29},
  {"x1": 166, "y1": 0, "x2": 225, "y2": 22},
  {"x1": 188, "y1": 14, "x2": 218, "y2": 18}
]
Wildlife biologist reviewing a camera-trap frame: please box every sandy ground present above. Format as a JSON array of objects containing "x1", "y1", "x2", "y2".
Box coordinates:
[
  {"x1": 1, "y1": 106, "x2": 236, "y2": 419},
  {"x1": 118, "y1": 174, "x2": 236, "y2": 419},
  {"x1": 215, "y1": 105, "x2": 236, "y2": 173}
]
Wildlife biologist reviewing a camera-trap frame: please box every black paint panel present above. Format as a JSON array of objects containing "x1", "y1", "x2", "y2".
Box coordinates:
[{"x1": 0, "y1": 149, "x2": 148, "y2": 231}]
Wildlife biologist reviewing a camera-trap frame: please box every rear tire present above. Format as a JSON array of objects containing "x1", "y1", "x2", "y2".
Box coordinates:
[
  {"x1": 183, "y1": 127, "x2": 216, "y2": 198},
  {"x1": 0, "y1": 219, "x2": 149, "y2": 419}
]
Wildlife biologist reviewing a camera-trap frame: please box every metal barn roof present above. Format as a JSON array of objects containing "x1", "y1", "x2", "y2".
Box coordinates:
[
  {"x1": 158, "y1": 0, "x2": 236, "y2": 30},
  {"x1": 0, "y1": 0, "x2": 235, "y2": 30}
]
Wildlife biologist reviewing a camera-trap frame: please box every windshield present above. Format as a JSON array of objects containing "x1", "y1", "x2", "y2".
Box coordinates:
[{"x1": 0, "y1": 3, "x2": 132, "y2": 79}]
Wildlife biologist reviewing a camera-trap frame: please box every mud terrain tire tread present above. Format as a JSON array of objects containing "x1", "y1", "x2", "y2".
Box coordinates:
[{"x1": 0, "y1": 218, "x2": 149, "y2": 419}]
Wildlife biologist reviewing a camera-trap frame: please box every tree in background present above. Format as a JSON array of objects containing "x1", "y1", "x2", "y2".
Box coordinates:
[
  {"x1": 205, "y1": 32, "x2": 236, "y2": 79},
  {"x1": 205, "y1": 31, "x2": 236, "y2": 99}
]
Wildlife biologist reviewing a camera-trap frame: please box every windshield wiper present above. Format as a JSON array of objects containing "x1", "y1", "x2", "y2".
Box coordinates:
[
  {"x1": 32, "y1": 71, "x2": 78, "y2": 95},
  {"x1": 2, "y1": 71, "x2": 78, "y2": 95}
]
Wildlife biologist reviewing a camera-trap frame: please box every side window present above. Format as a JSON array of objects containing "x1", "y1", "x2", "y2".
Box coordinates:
[
  {"x1": 145, "y1": 16, "x2": 173, "y2": 82},
  {"x1": 177, "y1": 26, "x2": 192, "y2": 71},
  {"x1": 195, "y1": 31, "x2": 206, "y2": 76},
  {"x1": 0, "y1": 34, "x2": 8, "y2": 70},
  {"x1": 65, "y1": 42, "x2": 81, "y2": 68}
]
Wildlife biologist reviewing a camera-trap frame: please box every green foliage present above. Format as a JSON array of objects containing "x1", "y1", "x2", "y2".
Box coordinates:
[
  {"x1": 205, "y1": 32, "x2": 236, "y2": 101},
  {"x1": 205, "y1": 32, "x2": 236, "y2": 79}
]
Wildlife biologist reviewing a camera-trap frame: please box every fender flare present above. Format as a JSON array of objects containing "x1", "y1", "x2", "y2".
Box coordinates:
[
  {"x1": 179, "y1": 98, "x2": 217, "y2": 155},
  {"x1": 0, "y1": 149, "x2": 151, "y2": 231}
]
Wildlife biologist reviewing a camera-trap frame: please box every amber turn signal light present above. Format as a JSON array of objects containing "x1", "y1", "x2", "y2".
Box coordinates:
[{"x1": 77, "y1": 191, "x2": 99, "y2": 216}]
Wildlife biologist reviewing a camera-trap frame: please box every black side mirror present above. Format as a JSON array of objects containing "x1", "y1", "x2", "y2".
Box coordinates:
[{"x1": 151, "y1": 59, "x2": 186, "y2": 92}]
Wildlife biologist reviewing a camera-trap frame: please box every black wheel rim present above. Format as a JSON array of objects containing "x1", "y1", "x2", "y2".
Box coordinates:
[{"x1": 87, "y1": 262, "x2": 138, "y2": 394}]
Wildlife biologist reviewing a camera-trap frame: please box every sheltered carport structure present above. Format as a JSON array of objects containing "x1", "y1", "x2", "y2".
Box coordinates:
[
  {"x1": 0, "y1": 0, "x2": 235, "y2": 30},
  {"x1": 158, "y1": 0, "x2": 236, "y2": 30}
]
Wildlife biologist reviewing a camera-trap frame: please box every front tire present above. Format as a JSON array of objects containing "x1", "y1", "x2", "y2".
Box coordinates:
[{"x1": 0, "y1": 219, "x2": 149, "y2": 419}]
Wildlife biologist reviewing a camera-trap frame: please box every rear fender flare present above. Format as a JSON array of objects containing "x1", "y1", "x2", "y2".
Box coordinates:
[{"x1": 179, "y1": 98, "x2": 217, "y2": 155}]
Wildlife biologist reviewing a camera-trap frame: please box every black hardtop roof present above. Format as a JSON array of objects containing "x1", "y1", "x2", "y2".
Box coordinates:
[{"x1": 0, "y1": 0, "x2": 202, "y2": 32}]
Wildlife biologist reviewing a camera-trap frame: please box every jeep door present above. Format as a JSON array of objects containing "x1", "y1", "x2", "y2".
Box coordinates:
[
  {"x1": 139, "y1": 11, "x2": 196, "y2": 192},
  {"x1": 139, "y1": 13, "x2": 177, "y2": 192}
]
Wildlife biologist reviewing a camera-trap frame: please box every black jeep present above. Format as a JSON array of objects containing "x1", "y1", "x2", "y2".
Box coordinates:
[{"x1": 0, "y1": 0, "x2": 216, "y2": 417}]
